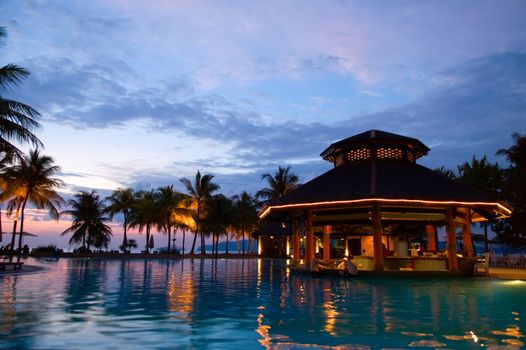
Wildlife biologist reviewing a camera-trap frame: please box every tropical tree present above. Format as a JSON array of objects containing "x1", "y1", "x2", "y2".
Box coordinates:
[
  {"x1": 129, "y1": 189, "x2": 159, "y2": 254},
  {"x1": 61, "y1": 191, "x2": 112, "y2": 251},
  {"x1": 0, "y1": 153, "x2": 18, "y2": 244},
  {"x1": 4, "y1": 149, "x2": 64, "y2": 251},
  {"x1": 457, "y1": 155, "x2": 503, "y2": 252},
  {"x1": 156, "y1": 185, "x2": 183, "y2": 253},
  {"x1": 172, "y1": 192, "x2": 195, "y2": 255},
  {"x1": 495, "y1": 133, "x2": 526, "y2": 247},
  {"x1": 232, "y1": 191, "x2": 259, "y2": 254},
  {"x1": 203, "y1": 194, "x2": 234, "y2": 257},
  {"x1": 180, "y1": 171, "x2": 220, "y2": 254},
  {"x1": 256, "y1": 166, "x2": 299, "y2": 205},
  {"x1": 0, "y1": 27, "x2": 42, "y2": 156},
  {"x1": 434, "y1": 166, "x2": 457, "y2": 180},
  {"x1": 105, "y1": 187, "x2": 135, "y2": 253}
]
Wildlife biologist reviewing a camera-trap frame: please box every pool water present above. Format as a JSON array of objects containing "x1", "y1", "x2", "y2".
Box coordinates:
[{"x1": 0, "y1": 258, "x2": 524, "y2": 349}]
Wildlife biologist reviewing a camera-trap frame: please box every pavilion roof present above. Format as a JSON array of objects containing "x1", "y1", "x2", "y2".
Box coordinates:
[
  {"x1": 260, "y1": 159, "x2": 511, "y2": 220},
  {"x1": 320, "y1": 129, "x2": 430, "y2": 162}
]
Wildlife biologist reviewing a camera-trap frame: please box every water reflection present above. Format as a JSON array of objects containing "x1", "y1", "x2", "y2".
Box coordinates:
[{"x1": 0, "y1": 258, "x2": 524, "y2": 349}]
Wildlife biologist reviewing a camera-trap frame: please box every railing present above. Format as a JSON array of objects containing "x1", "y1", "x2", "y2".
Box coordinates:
[{"x1": 489, "y1": 254, "x2": 526, "y2": 268}]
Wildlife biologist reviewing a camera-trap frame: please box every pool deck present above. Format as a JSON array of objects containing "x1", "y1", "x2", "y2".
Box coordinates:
[
  {"x1": 288, "y1": 264, "x2": 526, "y2": 280},
  {"x1": 1, "y1": 257, "x2": 525, "y2": 280}
]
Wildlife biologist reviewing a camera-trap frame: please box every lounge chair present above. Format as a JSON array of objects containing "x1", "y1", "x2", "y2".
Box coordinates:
[
  {"x1": 474, "y1": 253, "x2": 489, "y2": 276},
  {"x1": 0, "y1": 256, "x2": 24, "y2": 271}
]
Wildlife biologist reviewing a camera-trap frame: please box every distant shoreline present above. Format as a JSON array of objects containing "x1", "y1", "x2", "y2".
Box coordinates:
[{"x1": 27, "y1": 252, "x2": 260, "y2": 260}]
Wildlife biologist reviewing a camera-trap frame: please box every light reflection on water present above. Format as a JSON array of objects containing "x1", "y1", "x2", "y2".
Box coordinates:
[{"x1": 0, "y1": 258, "x2": 524, "y2": 349}]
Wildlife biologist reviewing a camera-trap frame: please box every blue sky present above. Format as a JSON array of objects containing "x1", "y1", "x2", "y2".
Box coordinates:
[{"x1": 1, "y1": 0, "x2": 525, "y2": 250}]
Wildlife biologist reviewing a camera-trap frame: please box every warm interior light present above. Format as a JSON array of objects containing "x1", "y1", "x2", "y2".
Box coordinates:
[{"x1": 259, "y1": 198, "x2": 512, "y2": 219}]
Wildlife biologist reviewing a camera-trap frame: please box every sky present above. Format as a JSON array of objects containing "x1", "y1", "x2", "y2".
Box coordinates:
[{"x1": 1, "y1": 0, "x2": 525, "y2": 251}]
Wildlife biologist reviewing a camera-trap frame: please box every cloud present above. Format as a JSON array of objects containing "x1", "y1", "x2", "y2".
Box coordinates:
[{"x1": 10, "y1": 49, "x2": 526, "y2": 196}]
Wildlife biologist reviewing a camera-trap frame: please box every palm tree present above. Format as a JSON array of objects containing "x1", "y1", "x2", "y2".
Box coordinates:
[
  {"x1": 172, "y1": 193, "x2": 194, "y2": 255},
  {"x1": 496, "y1": 133, "x2": 526, "y2": 247},
  {"x1": 129, "y1": 189, "x2": 159, "y2": 254},
  {"x1": 105, "y1": 188, "x2": 135, "y2": 253},
  {"x1": 61, "y1": 191, "x2": 112, "y2": 251},
  {"x1": 434, "y1": 166, "x2": 457, "y2": 180},
  {"x1": 458, "y1": 155, "x2": 503, "y2": 252},
  {"x1": 180, "y1": 171, "x2": 220, "y2": 254},
  {"x1": 0, "y1": 152, "x2": 17, "y2": 244},
  {"x1": 0, "y1": 27, "x2": 42, "y2": 156},
  {"x1": 256, "y1": 166, "x2": 299, "y2": 205},
  {"x1": 203, "y1": 194, "x2": 234, "y2": 257},
  {"x1": 497, "y1": 133, "x2": 526, "y2": 168},
  {"x1": 4, "y1": 149, "x2": 64, "y2": 251},
  {"x1": 156, "y1": 185, "x2": 183, "y2": 253},
  {"x1": 232, "y1": 192, "x2": 259, "y2": 255}
]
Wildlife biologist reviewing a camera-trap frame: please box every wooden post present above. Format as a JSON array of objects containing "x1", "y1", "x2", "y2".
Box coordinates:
[
  {"x1": 425, "y1": 225, "x2": 437, "y2": 251},
  {"x1": 462, "y1": 210, "x2": 474, "y2": 257},
  {"x1": 372, "y1": 205, "x2": 384, "y2": 271},
  {"x1": 323, "y1": 225, "x2": 331, "y2": 261},
  {"x1": 446, "y1": 207, "x2": 459, "y2": 271},
  {"x1": 292, "y1": 217, "x2": 300, "y2": 263},
  {"x1": 305, "y1": 209, "x2": 314, "y2": 267}
]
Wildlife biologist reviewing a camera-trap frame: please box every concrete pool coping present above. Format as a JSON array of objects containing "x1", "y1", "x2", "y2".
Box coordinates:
[{"x1": 1, "y1": 260, "x2": 525, "y2": 280}]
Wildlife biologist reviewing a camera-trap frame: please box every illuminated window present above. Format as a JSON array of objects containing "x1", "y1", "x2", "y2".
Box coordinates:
[
  {"x1": 346, "y1": 148, "x2": 370, "y2": 162},
  {"x1": 376, "y1": 147, "x2": 403, "y2": 160}
]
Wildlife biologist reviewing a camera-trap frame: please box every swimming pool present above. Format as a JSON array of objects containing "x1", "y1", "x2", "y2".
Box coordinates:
[{"x1": 0, "y1": 258, "x2": 524, "y2": 349}]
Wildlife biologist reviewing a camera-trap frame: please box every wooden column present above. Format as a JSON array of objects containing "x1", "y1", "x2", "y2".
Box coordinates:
[
  {"x1": 305, "y1": 209, "x2": 314, "y2": 267},
  {"x1": 372, "y1": 205, "x2": 384, "y2": 271},
  {"x1": 323, "y1": 225, "x2": 331, "y2": 261},
  {"x1": 425, "y1": 225, "x2": 437, "y2": 251},
  {"x1": 292, "y1": 217, "x2": 300, "y2": 263},
  {"x1": 446, "y1": 207, "x2": 459, "y2": 271},
  {"x1": 462, "y1": 210, "x2": 474, "y2": 257}
]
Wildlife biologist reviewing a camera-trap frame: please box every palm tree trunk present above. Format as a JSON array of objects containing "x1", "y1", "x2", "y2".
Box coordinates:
[
  {"x1": 190, "y1": 229, "x2": 198, "y2": 254},
  {"x1": 226, "y1": 232, "x2": 229, "y2": 255},
  {"x1": 201, "y1": 231, "x2": 205, "y2": 254},
  {"x1": 484, "y1": 222, "x2": 489, "y2": 253},
  {"x1": 0, "y1": 204, "x2": 3, "y2": 244},
  {"x1": 122, "y1": 215, "x2": 128, "y2": 253},
  {"x1": 242, "y1": 231, "x2": 246, "y2": 255},
  {"x1": 182, "y1": 229, "x2": 186, "y2": 256},
  {"x1": 146, "y1": 225, "x2": 150, "y2": 254},
  {"x1": 167, "y1": 225, "x2": 172, "y2": 253},
  {"x1": 10, "y1": 200, "x2": 21, "y2": 252},
  {"x1": 87, "y1": 231, "x2": 91, "y2": 251},
  {"x1": 191, "y1": 211, "x2": 199, "y2": 254},
  {"x1": 216, "y1": 233, "x2": 219, "y2": 257},
  {"x1": 212, "y1": 233, "x2": 215, "y2": 255},
  {"x1": 248, "y1": 235, "x2": 252, "y2": 255},
  {"x1": 18, "y1": 195, "x2": 29, "y2": 251}
]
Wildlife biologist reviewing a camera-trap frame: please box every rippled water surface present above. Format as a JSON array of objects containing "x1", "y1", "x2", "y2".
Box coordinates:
[{"x1": 0, "y1": 258, "x2": 525, "y2": 349}]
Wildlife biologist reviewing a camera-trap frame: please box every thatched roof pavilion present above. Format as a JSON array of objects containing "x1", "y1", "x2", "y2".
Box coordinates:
[{"x1": 259, "y1": 130, "x2": 511, "y2": 272}]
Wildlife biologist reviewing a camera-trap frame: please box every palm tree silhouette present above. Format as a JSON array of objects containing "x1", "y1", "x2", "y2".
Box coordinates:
[
  {"x1": 256, "y1": 166, "x2": 299, "y2": 205},
  {"x1": 180, "y1": 170, "x2": 219, "y2": 254},
  {"x1": 0, "y1": 27, "x2": 42, "y2": 156},
  {"x1": 156, "y1": 185, "x2": 183, "y2": 253},
  {"x1": 458, "y1": 156, "x2": 502, "y2": 252},
  {"x1": 130, "y1": 189, "x2": 159, "y2": 254},
  {"x1": 61, "y1": 191, "x2": 112, "y2": 251},
  {"x1": 105, "y1": 187, "x2": 135, "y2": 253},
  {"x1": 203, "y1": 194, "x2": 234, "y2": 257},
  {"x1": 4, "y1": 149, "x2": 64, "y2": 251},
  {"x1": 232, "y1": 192, "x2": 259, "y2": 254}
]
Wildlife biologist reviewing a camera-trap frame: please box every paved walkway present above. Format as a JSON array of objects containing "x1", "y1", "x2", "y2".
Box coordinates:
[
  {"x1": 2, "y1": 263, "x2": 526, "y2": 280},
  {"x1": 489, "y1": 267, "x2": 526, "y2": 280},
  {"x1": 0, "y1": 264, "x2": 45, "y2": 276}
]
